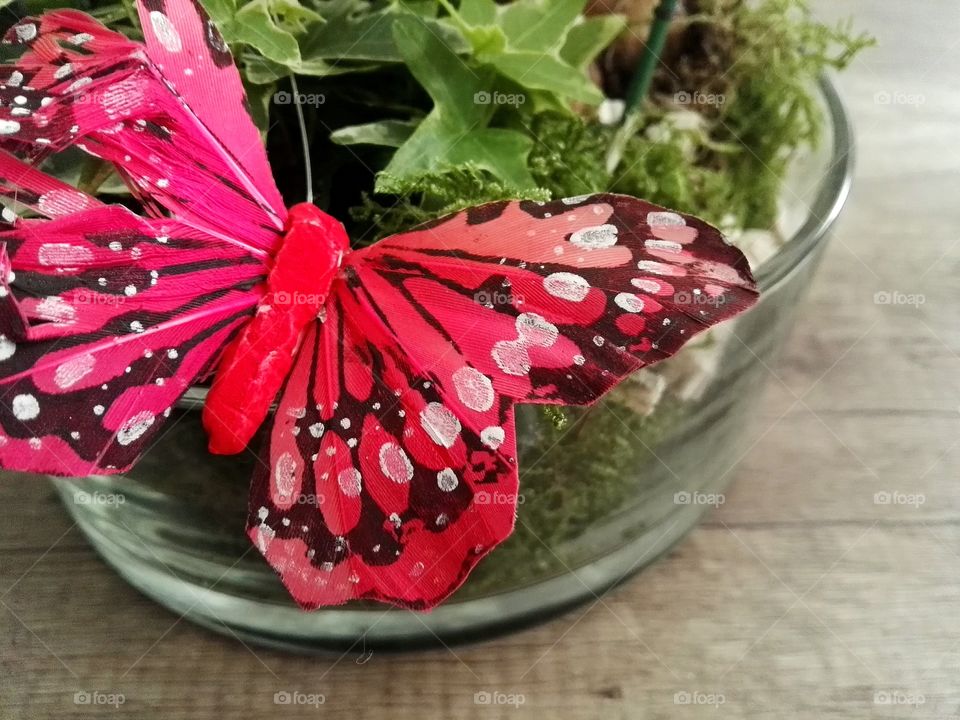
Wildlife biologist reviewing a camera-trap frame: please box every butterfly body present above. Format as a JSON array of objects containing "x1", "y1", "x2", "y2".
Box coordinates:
[{"x1": 204, "y1": 203, "x2": 348, "y2": 455}]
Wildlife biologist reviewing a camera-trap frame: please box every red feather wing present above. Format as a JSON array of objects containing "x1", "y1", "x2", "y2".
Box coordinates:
[
  {"x1": 0, "y1": 185, "x2": 263, "y2": 475},
  {"x1": 250, "y1": 194, "x2": 758, "y2": 609},
  {"x1": 247, "y1": 284, "x2": 518, "y2": 609}
]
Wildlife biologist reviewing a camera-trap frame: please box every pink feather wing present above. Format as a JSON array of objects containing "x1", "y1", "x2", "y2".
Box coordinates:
[
  {"x1": 249, "y1": 194, "x2": 758, "y2": 609},
  {"x1": 134, "y1": 0, "x2": 286, "y2": 215},
  {"x1": 0, "y1": 5, "x2": 282, "y2": 475},
  {"x1": 0, "y1": 7, "x2": 285, "y2": 251}
]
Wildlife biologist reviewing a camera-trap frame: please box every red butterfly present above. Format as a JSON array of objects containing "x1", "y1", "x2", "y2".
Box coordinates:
[{"x1": 0, "y1": 0, "x2": 758, "y2": 608}]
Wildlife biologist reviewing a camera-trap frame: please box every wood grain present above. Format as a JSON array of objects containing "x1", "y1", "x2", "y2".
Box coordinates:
[{"x1": 2, "y1": 2, "x2": 958, "y2": 718}]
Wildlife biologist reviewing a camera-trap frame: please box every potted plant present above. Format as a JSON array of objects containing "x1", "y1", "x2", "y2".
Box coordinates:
[{"x1": 2, "y1": 0, "x2": 870, "y2": 650}]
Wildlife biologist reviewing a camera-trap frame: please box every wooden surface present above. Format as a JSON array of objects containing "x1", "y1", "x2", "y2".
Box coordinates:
[{"x1": 2, "y1": 2, "x2": 958, "y2": 718}]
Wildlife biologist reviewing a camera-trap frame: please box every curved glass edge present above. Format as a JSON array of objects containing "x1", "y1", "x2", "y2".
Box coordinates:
[{"x1": 52, "y1": 76, "x2": 855, "y2": 651}]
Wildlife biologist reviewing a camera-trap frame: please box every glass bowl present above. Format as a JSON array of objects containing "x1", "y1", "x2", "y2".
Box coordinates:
[{"x1": 51, "y1": 77, "x2": 853, "y2": 652}]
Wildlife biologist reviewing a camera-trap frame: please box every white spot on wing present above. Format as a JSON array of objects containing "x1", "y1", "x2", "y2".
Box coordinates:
[
  {"x1": 117, "y1": 410, "x2": 155, "y2": 445},
  {"x1": 437, "y1": 468, "x2": 459, "y2": 492},
  {"x1": 149, "y1": 11, "x2": 183, "y2": 52},
  {"x1": 569, "y1": 224, "x2": 618, "y2": 250},
  {"x1": 12, "y1": 394, "x2": 39, "y2": 420},
  {"x1": 480, "y1": 426, "x2": 505, "y2": 450},
  {"x1": 337, "y1": 468, "x2": 362, "y2": 497},
  {"x1": 420, "y1": 403, "x2": 461, "y2": 448},
  {"x1": 614, "y1": 293, "x2": 645, "y2": 313},
  {"x1": 379, "y1": 442, "x2": 413, "y2": 483},
  {"x1": 54, "y1": 353, "x2": 95, "y2": 389},
  {"x1": 452, "y1": 366, "x2": 494, "y2": 412},
  {"x1": 543, "y1": 272, "x2": 590, "y2": 302}
]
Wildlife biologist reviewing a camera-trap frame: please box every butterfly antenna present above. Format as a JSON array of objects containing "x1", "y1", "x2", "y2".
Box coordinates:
[{"x1": 289, "y1": 74, "x2": 313, "y2": 205}]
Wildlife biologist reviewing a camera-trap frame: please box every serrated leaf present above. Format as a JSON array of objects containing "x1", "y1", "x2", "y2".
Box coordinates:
[{"x1": 331, "y1": 119, "x2": 419, "y2": 147}]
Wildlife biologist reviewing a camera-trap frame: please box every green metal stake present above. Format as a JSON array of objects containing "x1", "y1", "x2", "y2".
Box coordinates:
[{"x1": 606, "y1": 0, "x2": 678, "y2": 173}]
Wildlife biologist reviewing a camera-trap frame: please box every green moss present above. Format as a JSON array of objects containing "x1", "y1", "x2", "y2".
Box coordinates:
[{"x1": 349, "y1": 165, "x2": 550, "y2": 243}]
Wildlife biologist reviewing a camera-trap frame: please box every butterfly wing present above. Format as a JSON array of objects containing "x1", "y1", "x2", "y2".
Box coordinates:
[
  {"x1": 133, "y1": 0, "x2": 286, "y2": 214},
  {"x1": 0, "y1": 156, "x2": 264, "y2": 475},
  {"x1": 248, "y1": 283, "x2": 517, "y2": 608},
  {"x1": 0, "y1": 5, "x2": 285, "y2": 250},
  {"x1": 250, "y1": 194, "x2": 758, "y2": 609},
  {"x1": 0, "y1": 3, "x2": 281, "y2": 475},
  {"x1": 348, "y1": 194, "x2": 758, "y2": 406}
]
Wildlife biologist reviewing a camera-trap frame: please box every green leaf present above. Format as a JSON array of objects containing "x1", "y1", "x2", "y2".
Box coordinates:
[
  {"x1": 443, "y1": 128, "x2": 535, "y2": 189},
  {"x1": 378, "y1": 16, "x2": 534, "y2": 191},
  {"x1": 241, "y1": 53, "x2": 376, "y2": 83},
  {"x1": 232, "y1": 0, "x2": 302, "y2": 65},
  {"x1": 497, "y1": 0, "x2": 586, "y2": 51},
  {"x1": 561, "y1": 14, "x2": 626, "y2": 70},
  {"x1": 330, "y1": 119, "x2": 419, "y2": 148},
  {"x1": 243, "y1": 80, "x2": 277, "y2": 133},
  {"x1": 459, "y1": 0, "x2": 497, "y2": 26},
  {"x1": 439, "y1": 0, "x2": 604, "y2": 106},
  {"x1": 392, "y1": 15, "x2": 492, "y2": 129},
  {"x1": 490, "y1": 51, "x2": 603, "y2": 104},
  {"x1": 300, "y1": 0, "x2": 466, "y2": 63}
]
